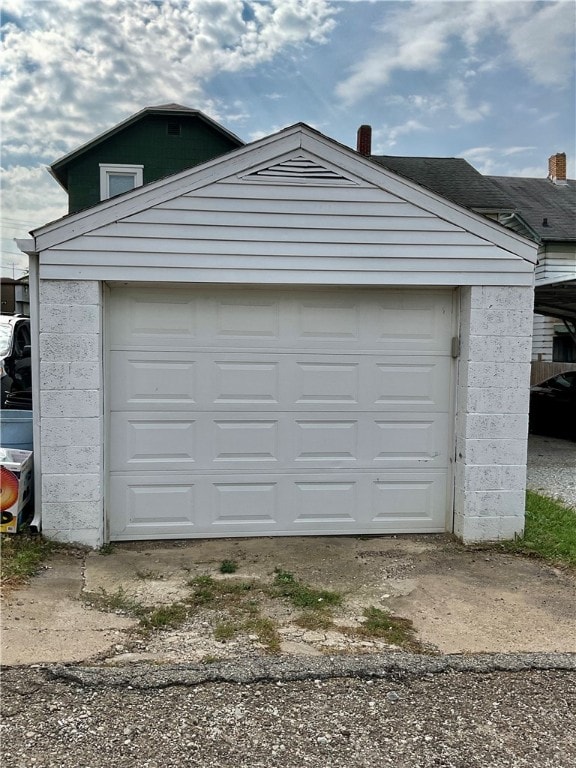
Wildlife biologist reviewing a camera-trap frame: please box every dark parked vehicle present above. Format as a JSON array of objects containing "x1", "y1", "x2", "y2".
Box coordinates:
[
  {"x1": 0, "y1": 315, "x2": 32, "y2": 408},
  {"x1": 529, "y1": 370, "x2": 576, "y2": 440}
]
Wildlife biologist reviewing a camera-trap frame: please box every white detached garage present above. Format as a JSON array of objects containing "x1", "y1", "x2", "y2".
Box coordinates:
[{"x1": 23, "y1": 124, "x2": 536, "y2": 547}]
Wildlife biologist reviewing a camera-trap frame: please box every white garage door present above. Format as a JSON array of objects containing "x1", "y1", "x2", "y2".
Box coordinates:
[{"x1": 107, "y1": 285, "x2": 454, "y2": 540}]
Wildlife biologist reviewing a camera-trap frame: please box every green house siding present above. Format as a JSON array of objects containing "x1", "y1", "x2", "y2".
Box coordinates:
[{"x1": 65, "y1": 115, "x2": 239, "y2": 213}]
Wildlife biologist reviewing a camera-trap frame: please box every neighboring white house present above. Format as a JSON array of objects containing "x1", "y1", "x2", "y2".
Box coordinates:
[
  {"x1": 489, "y1": 154, "x2": 576, "y2": 365},
  {"x1": 365, "y1": 142, "x2": 576, "y2": 367},
  {"x1": 20, "y1": 123, "x2": 537, "y2": 548}
]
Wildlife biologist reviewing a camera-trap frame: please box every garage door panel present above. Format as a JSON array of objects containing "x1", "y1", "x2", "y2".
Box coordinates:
[
  {"x1": 110, "y1": 413, "x2": 198, "y2": 470},
  {"x1": 294, "y1": 419, "x2": 358, "y2": 463},
  {"x1": 110, "y1": 412, "x2": 449, "y2": 472},
  {"x1": 212, "y1": 481, "x2": 279, "y2": 526},
  {"x1": 213, "y1": 419, "x2": 280, "y2": 464},
  {"x1": 110, "y1": 476, "x2": 198, "y2": 538},
  {"x1": 371, "y1": 360, "x2": 451, "y2": 410},
  {"x1": 293, "y1": 361, "x2": 360, "y2": 405},
  {"x1": 109, "y1": 352, "x2": 197, "y2": 409},
  {"x1": 371, "y1": 474, "x2": 445, "y2": 523},
  {"x1": 368, "y1": 294, "x2": 452, "y2": 351},
  {"x1": 111, "y1": 352, "x2": 450, "y2": 412},
  {"x1": 215, "y1": 295, "x2": 280, "y2": 339},
  {"x1": 371, "y1": 414, "x2": 450, "y2": 465},
  {"x1": 109, "y1": 472, "x2": 447, "y2": 539},
  {"x1": 212, "y1": 360, "x2": 280, "y2": 404},
  {"x1": 109, "y1": 289, "x2": 198, "y2": 348}
]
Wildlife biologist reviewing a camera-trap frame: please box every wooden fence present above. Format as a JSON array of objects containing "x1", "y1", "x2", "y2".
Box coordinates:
[{"x1": 530, "y1": 361, "x2": 575, "y2": 385}]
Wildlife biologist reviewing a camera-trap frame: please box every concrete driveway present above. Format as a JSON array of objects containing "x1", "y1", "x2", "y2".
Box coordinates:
[{"x1": 2, "y1": 532, "x2": 575, "y2": 666}]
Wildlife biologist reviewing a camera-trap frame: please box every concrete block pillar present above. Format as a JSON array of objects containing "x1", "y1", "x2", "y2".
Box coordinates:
[
  {"x1": 38, "y1": 279, "x2": 104, "y2": 546},
  {"x1": 454, "y1": 285, "x2": 534, "y2": 542}
]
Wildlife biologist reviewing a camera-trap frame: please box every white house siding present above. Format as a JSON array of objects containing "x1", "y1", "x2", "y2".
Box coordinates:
[
  {"x1": 532, "y1": 313, "x2": 556, "y2": 361},
  {"x1": 454, "y1": 285, "x2": 534, "y2": 542},
  {"x1": 535, "y1": 244, "x2": 576, "y2": 282},
  {"x1": 38, "y1": 279, "x2": 104, "y2": 546}
]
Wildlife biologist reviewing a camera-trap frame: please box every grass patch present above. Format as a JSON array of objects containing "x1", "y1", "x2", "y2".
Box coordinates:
[
  {"x1": 84, "y1": 588, "x2": 189, "y2": 632},
  {"x1": 214, "y1": 622, "x2": 238, "y2": 641},
  {"x1": 1, "y1": 532, "x2": 56, "y2": 591},
  {"x1": 84, "y1": 587, "x2": 148, "y2": 618},
  {"x1": 502, "y1": 491, "x2": 576, "y2": 568},
  {"x1": 142, "y1": 603, "x2": 188, "y2": 630},
  {"x1": 244, "y1": 616, "x2": 281, "y2": 653},
  {"x1": 186, "y1": 575, "x2": 281, "y2": 651},
  {"x1": 219, "y1": 559, "x2": 238, "y2": 574},
  {"x1": 186, "y1": 575, "x2": 258, "y2": 609},
  {"x1": 271, "y1": 568, "x2": 343, "y2": 610},
  {"x1": 98, "y1": 543, "x2": 115, "y2": 556},
  {"x1": 294, "y1": 610, "x2": 335, "y2": 631},
  {"x1": 339, "y1": 606, "x2": 425, "y2": 651}
]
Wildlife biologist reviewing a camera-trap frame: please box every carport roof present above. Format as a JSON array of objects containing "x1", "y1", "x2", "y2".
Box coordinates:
[{"x1": 534, "y1": 276, "x2": 576, "y2": 323}]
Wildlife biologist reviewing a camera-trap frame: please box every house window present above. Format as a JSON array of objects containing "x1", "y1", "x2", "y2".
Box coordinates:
[{"x1": 99, "y1": 164, "x2": 144, "y2": 200}]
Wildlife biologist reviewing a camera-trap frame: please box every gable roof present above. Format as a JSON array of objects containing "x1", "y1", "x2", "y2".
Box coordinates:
[
  {"x1": 30, "y1": 123, "x2": 536, "y2": 271},
  {"x1": 371, "y1": 156, "x2": 515, "y2": 212},
  {"x1": 49, "y1": 104, "x2": 245, "y2": 188},
  {"x1": 488, "y1": 176, "x2": 576, "y2": 242}
]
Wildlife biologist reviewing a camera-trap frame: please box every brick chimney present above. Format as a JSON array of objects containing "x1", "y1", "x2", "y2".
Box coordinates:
[
  {"x1": 357, "y1": 125, "x2": 372, "y2": 156},
  {"x1": 548, "y1": 152, "x2": 567, "y2": 185}
]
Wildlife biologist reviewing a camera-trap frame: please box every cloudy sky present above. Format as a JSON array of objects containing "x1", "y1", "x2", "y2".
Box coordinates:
[{"x1": 1, "y1": 0, "x2": 575, "y2": 277}]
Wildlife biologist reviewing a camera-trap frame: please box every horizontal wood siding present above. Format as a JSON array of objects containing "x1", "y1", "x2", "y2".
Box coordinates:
[
  {"x1": 535, "y1": 245, "x2": 576, "y2": 282},
  {"x1": 531, "y1": 314, "x2": 555, "y2": 361},
  {"x1": 39, "y1": 157, "x2": 535, "y2": 285}
]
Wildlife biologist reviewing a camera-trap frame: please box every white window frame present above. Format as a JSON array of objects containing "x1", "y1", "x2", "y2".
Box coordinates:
[{"x1": 99, "y1": 163, "x2": 144, "y2": 200}]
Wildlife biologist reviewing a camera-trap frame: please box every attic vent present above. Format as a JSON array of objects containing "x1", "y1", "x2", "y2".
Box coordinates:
[
  {"x1": 167, "y1": 122, "x2": 181, "y2": 136},
  {"x1": 243, "y1": 155, "x2": 357, "y2": 185}
]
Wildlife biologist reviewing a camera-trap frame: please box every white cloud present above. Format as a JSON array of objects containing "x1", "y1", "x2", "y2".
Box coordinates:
[
  {"x1": 1, "y1": 0, "x2": 337, "y2": 163},
  {"x1": 335, "y1": 1, "x2": 575, "y2": 104},
  {"x1": 373, "y1": 119, "x2": 428, "y2": 151},
  {"x1": 458, "y1": 146, "x2": 548, "y2": 177}
]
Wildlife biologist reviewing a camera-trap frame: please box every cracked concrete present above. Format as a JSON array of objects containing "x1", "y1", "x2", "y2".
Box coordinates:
[{"x1": 2, "y1": 534, "x2": 575, "y2": 666}]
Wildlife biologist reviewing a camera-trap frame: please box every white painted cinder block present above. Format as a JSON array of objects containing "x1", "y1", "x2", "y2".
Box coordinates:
[
  {"x1": 39, "y1": 304, "x2": 100, "y2": 334},
  {"x1": 454, "y1": 284, "x2": 533, "y2": 543},
  {"x1": 40, "y1": 390, "x2": 100, "y2": 418},
  {"x1": 38, "y1": 279, "x2": 104, "y2": 547},
  {"x1": 39, "y1": 279, "x2": 101, "y2": 305},
  {"x1": 42, "y1": 417, "x2": 102, "y2": 447}
]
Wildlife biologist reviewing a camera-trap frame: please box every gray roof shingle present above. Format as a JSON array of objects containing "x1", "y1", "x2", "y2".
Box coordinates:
[
  {"x1": 488, "y1": 176, "x2": 576, "y2": 242},
  {"x1": 371, "y1": 156, "x2": 515, "y2": 211}
]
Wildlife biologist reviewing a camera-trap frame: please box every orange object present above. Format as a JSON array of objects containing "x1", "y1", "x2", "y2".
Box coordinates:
[{"x1": 0, "y1": 466, "x2": 19, "y2": 511}]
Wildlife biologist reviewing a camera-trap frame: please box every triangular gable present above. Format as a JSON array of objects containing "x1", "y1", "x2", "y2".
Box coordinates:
[{"x1": 33, "y1": 124, "x2": 537, "y2": 265}]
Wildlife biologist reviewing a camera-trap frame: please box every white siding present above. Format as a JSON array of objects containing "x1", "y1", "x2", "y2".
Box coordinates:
[
  {"x1": 37, "y1": 138, "x2": 535, "y2": 286},
  {"x1": 535, "y1": 243, "x2": 576, "y2": 282},
  {"x1": 531, "y1": 313, "x2": 556, "y2": 361}
]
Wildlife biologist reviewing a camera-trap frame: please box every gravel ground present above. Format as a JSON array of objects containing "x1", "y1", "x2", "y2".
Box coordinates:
[
  {"x1": 2, "y1": 660, "x2": 575, "y2": 768},
  {"x1": 527, "y1": 434, "x2": 576, "y2": 509}
]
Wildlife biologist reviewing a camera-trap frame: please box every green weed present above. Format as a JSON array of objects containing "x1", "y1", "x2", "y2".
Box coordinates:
[
  {"x1": 219, "y1": 559, "x2": 238, "y2": 574},
  {"x1": 271, "y1": 568, "x2": 343, "y2": 609},
  {"x1": 294, "y1": 611, "x2": 335, "y2": 631},
  {"x1": 0, "y1": 532, "x2": 55, "y2": 590}
]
